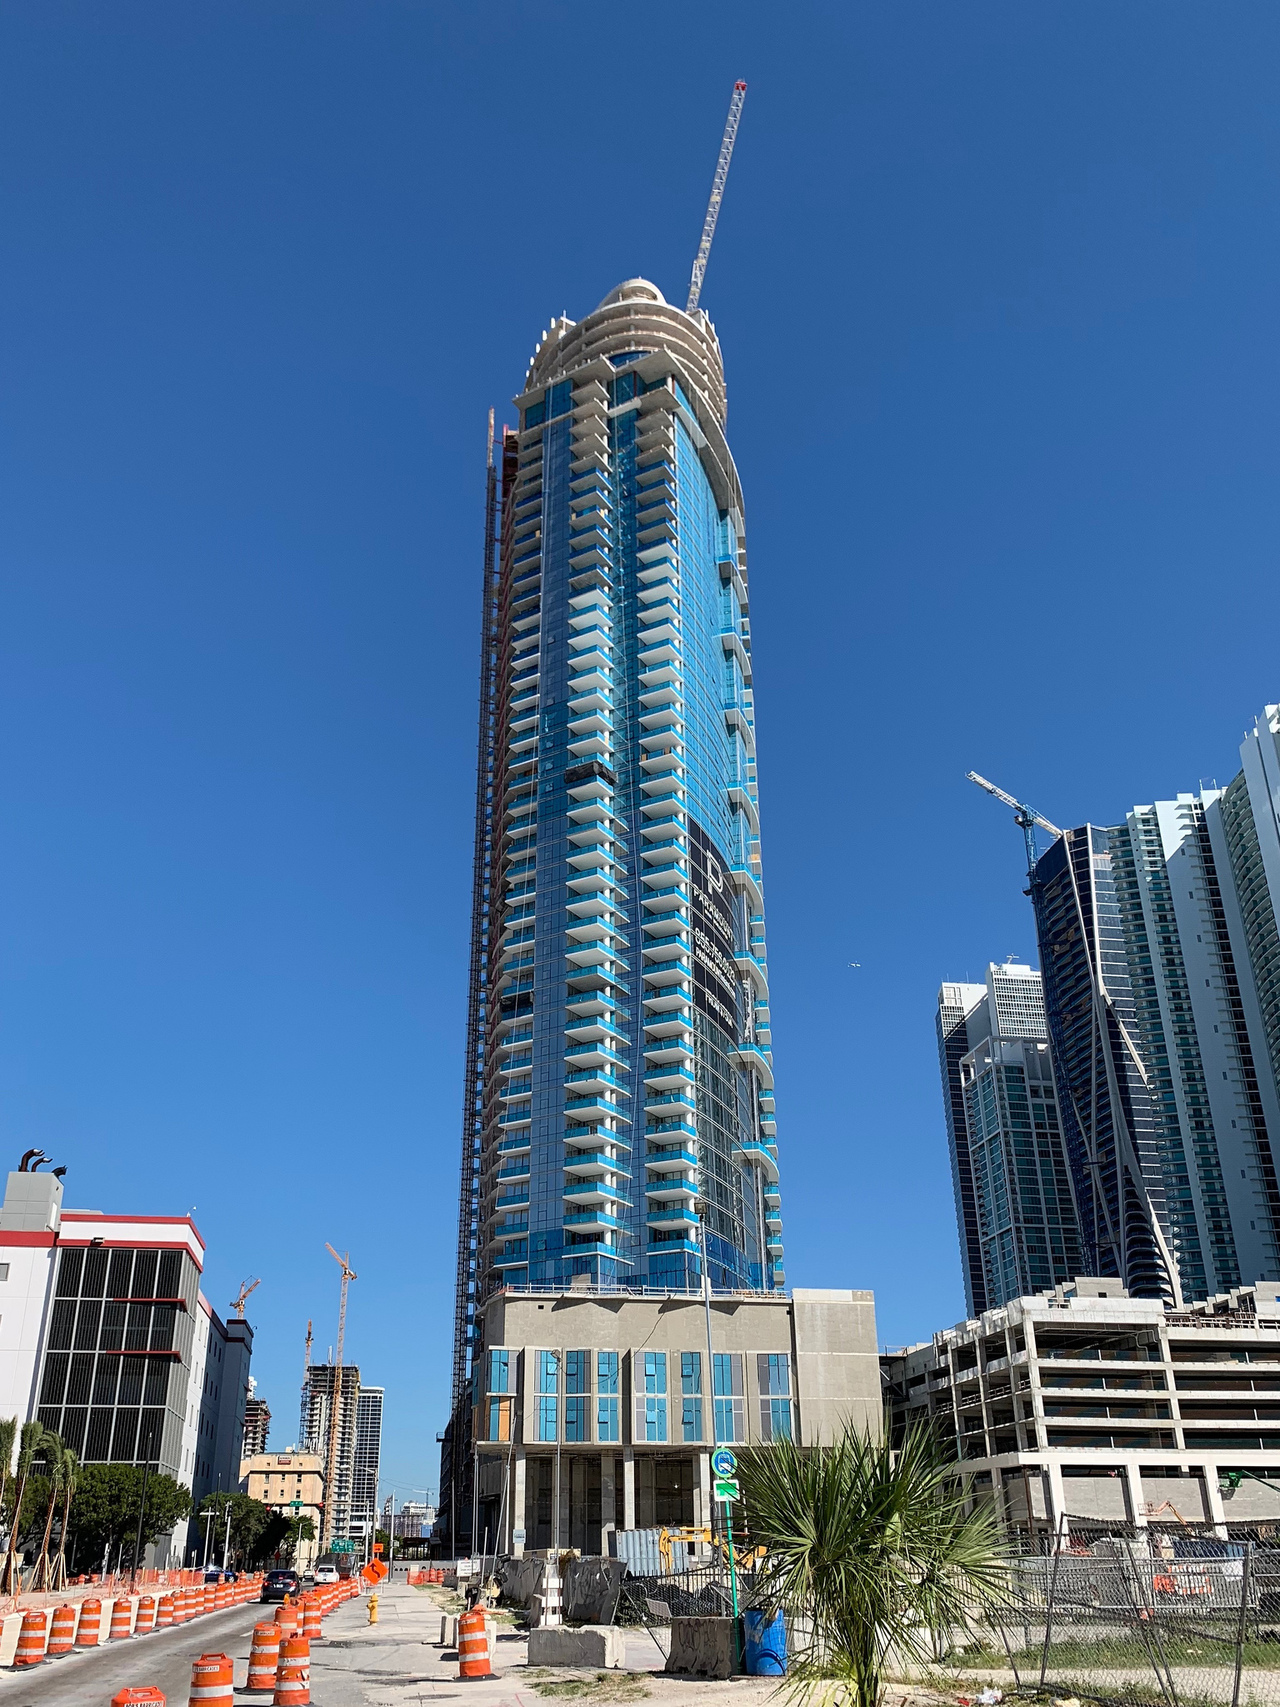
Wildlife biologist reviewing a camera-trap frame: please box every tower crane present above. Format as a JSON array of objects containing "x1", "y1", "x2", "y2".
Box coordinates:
[
  {"x1": 686, "y1": 81, "x2": 748, "y2": 313},
  {"x1": 229, "y1": 1277, "x2": 260, "y2": 1319},
  {"x1": 321, "y1": 1245, "x2": 357, "y2": 1552},
  {"x1": 966, "y1": 771, "x2": 1064, "y2": 877}
]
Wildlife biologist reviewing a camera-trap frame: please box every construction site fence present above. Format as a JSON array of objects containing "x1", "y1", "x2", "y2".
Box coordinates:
[{"x1": 931, "y1": 1540, "x2": 1280, "y2": 1707}]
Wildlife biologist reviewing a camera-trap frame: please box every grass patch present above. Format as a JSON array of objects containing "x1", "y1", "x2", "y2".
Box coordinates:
[{"x1": 528, "y1": 1670, "x2": 651, "y2": 1701}]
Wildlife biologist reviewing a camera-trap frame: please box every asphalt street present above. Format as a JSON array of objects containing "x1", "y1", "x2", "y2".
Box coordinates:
[{"x1": 0, "y1": 1601, "x2": 266, "y2": 1705}]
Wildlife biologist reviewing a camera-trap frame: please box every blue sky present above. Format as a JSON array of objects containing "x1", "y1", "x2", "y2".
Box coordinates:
[{"x1": 4, "y1": 1, "x2": 1280, "y2": 1500}]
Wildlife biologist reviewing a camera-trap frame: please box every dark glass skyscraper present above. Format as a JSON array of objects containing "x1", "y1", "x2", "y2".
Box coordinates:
[{"x1": 447, "y1": 280, "x2": 783, "y2": 1445}]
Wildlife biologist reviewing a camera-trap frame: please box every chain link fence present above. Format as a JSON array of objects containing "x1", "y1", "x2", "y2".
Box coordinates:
[{"x1": 934, "y1": 1536, "x2": 1280, "y2": 1707}]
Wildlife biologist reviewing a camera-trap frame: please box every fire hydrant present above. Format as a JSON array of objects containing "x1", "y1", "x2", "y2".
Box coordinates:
[{"x1": 368, "y1": 1593, "x2": 379, "y2": 1626}]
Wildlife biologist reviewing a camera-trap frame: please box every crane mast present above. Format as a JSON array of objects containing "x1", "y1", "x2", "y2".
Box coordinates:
[
  {"x1": 966, "y1": 770, "x2": 1064, "y2": 877},
  {"x1": 321, "y1": 1245, "x2": 357, "y2": 1552},
  {"x1": 686, "y1": 81, "x2": 747, "y2": 314}
]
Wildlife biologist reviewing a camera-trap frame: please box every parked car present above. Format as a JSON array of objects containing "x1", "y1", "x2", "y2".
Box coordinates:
[
  {"x1": 204, "y1": 1569, "x2": 234, "y2": 1584},
  {"x1": 261, "y1": 1569, "x2": 301, "y2": 1602},
  {"x1": 314, "y1": 1564, "x2": 340, "y2": 1584}
]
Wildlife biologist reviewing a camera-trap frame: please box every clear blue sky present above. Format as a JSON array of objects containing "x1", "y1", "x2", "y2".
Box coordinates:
[{"x1": 4, "y1": 2, "x2": 1280, "y2": 1499}]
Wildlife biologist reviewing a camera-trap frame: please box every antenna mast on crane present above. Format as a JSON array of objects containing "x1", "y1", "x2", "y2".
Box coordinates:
[
  {"x1": 321, "y1": 1246, "x2": 357, "y2": 1551},
  {"x1": 686, "y1": 81, "x2": 748, "y2": 313},
  {"x1": 967, "y1": 771, "x2": 1064, "y2": 878}
]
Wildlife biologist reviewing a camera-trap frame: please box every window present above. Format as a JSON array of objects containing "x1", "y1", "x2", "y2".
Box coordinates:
[
  {"x1": 634, "y1": 1351, "x2": 668, "y2": 1443},
  {"x1": 486, "y1": 1350, "x2": 510, "y2": 1394},
  {"x1": 0, "y1": 1263, "x2": 9, "y2": 1283},
  {"x1": 713, "y1": 1353, "x2": 745, "y2": 1443},
  {"x1": 597, "y1": 1352, "x2": 620, "y2": 1441},
  {"x1": 536, "y1": 1350, "x2": 558, "y2": 1442},
  {"x1": 487, "y1": 1397, "x2": 512, "y2": 1443},
  {"x1": 564, "y1": 1350, "x2": 589, "y2": 1442},
  {"x1": 681, "y1": 1352, "x2": 703, "y2": 1442},
  {"x1": 758, "y1": 1353, "x2": 792, "y2": 1442}
]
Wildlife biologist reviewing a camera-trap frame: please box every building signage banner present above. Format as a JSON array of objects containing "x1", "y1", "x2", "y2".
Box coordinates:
[{"x1": 688, "y1": 818, "x2": 740, "y2": 1041}]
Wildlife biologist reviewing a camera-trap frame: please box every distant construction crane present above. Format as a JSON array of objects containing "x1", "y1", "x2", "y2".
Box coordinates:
[
  {"x1": 320, "y1": 1245, "x2": 356, "y2": 1552},
  {"x1": 686, "y1": 81, "x2": 748, "y2": 313},
  {"x1": 967, "y1": 771, "x2": 1064, "y2": 877},
  {"x1": 229, "y1": 1277, "x2": 260, "y2": 1319}
]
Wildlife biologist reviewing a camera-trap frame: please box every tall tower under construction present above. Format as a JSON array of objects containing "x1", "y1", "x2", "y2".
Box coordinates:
[{"x1": 444, "y1": 281, "x2": 784, "y2": 1537}]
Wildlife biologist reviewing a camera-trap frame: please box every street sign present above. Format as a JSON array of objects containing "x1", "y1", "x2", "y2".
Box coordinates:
[
  {"x1": 713, "y1": 1477, "x2": 740, "y2": 1503},
  {"x1": 710, "y1": 1448, "x2": 737, "y2": 1478},
  {"x1": 331, "y1": 1538, "x2": 356, "y2": 1553}
]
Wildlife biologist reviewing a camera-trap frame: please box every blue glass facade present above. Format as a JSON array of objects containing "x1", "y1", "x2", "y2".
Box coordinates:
[{"x1": 457, "y1": 280, "x2": 783, "y2": 1357}]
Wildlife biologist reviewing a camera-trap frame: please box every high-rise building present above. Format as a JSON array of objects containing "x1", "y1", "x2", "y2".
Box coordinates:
[
  {"x1": 444, "y1": 280, "x2": 785, "y2": 1547},
  {"x1": 352, "y1": 1384, "x2": 383, "y2": 1538},
  {"x1": 936, "y1": 963, "x2": 1082, "y2": 1314},
  {"x1": 1032, "y1": 826, "x2": 1181, "y2": 1300},
  {"x1": 301, "y1": 1363, "x2": 360, "y2": 1544},
  {"x1": 243, "y1": 1388, "x2": 270, "y2": 1458},
  {"x1": 1022, "y1": 703, "x2": 1280, "y2": 1304}
]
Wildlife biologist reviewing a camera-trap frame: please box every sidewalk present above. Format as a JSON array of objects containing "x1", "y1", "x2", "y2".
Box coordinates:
[{"x1": 313, "y1": 1581, "x2": 960, "y2": 1707}]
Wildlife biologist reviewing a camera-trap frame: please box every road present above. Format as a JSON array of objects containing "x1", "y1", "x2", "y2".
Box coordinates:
[{"x1": 0, "y1": 1601, "x2": 265, "y2": 1705}]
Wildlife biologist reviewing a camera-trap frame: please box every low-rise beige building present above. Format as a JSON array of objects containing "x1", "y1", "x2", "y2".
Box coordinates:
[
  {"x1": 240, "y1": 1451, "x2": 325, "y2": 1572},
  {"x1": 472, "y1": 1284, "x2": 880, "y2": 1556}
]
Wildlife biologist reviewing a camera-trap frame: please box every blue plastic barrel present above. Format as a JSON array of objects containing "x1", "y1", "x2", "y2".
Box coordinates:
[{"x1": 742, "y1": 1609, "x2": 787, "y2": 1675}]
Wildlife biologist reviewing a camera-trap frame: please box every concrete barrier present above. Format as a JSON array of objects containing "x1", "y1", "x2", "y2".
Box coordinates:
[
  {"x1": 528, "y1": 1624, "x2": 627, "y2": 1670},
  {"x1": 666, "y1": 1616, "x2": 738, "y2": 1679}
]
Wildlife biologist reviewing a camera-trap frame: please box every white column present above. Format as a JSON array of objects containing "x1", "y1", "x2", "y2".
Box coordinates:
[
  {"x1": 1045, "y1": 1460, "x2": 1066, "y2": 1540},
  {"x1": 622, "y1": 1449, "x2": 636, "y2": 1532},
  {"x1": 512, "y1": 1449, "x2": 527, "y2": 1558},
  {"x1": 1203, "y1": 1464, "x2": 1229, "y2": 1539},
  {"x1": 1125, "y1": 1462, "x2": 1148, "y2": 1528},
  {"x1": 698, "y1": 1451, "x2": 713, "y2": 1559},
  {"x1": 601, "y1": 1454, "x2": 617, "y2": 1546}
]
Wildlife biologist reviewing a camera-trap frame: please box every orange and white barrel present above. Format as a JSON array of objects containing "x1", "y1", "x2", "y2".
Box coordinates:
[
  {"x1": 157, "y1": 1592, "x2": 176, "y2": 1627},
  {"x1": 77, "y1": 1597, "x2": 103, "y2": 1646},
  {"x1": 47, "y1": 1601, "x2": 78, "y2": 1655},
  {"x1": 457, "y1": 1606, "x2": 493, "y2": 1681},
  {"x1": 274, "y1": 1602, "x2": 298, "y2": 1638},
  {"x1": 135, "y1": 1595, "x2": 158, "y2": 1635},
  {"x1": 273, "y1": 1635, "x2": 310, "y2": 1707},
  {"x1": 109, "y1": 1597, "x2": 135, "y2": 1640},
  {"x1": 13, "y1": 1609, "x2": 48, "y2": 1667},
  {"x1": 301, "y1": 1597, "x2": 322, "y2": 1642},
  {"x1": 246, "y1": 1621, "x2": 282, "y2": 1693},
  {"x1": 188, "y1": 1650, "x2": 233, "y2": 1707}
]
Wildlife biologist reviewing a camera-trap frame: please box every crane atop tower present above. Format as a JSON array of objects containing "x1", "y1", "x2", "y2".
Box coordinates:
[
  {"x1": 229, "y1": 1277, "x2": 260, "y2": 1319},
  {"x1": 320, "y1": 1245, "x2": 357, "y2": 1551},
  {"x1": 686, "y1": 81, "x2": 748, "y2": 314},
  {"x1": 967, "y1": 771, "x2": 1064, "y2": 877}
]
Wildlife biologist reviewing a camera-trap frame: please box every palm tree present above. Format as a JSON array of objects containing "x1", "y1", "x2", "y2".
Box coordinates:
[
  {"x1": 1, "y1": 1422, "x2": 49, "y2": 1596},
  {"x1": 737, "y1": 1420, "x2": 1009, "y2": 1707},
  {"x1": 30, "y1": 1433, "x2": 65, "y2": 1592},
  {"x1": 51, "y1": 1447, "x2": 79, "y2": 1592},
  {"x1": 0, "y1": 1418, "x2": 17, "y2": 1566}
]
